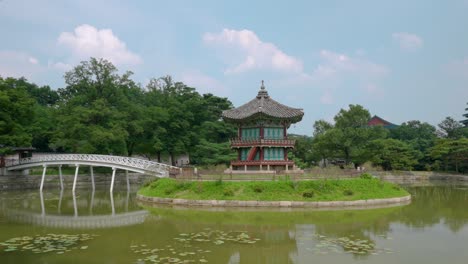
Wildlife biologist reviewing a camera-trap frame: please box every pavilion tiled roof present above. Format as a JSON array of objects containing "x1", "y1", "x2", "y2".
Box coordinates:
[{"x1": 222, "y1": 82, "x2": 304, "y2": 123}]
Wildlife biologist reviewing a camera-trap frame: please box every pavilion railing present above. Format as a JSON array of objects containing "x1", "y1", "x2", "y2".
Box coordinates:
[
  {"x1": 231, "y1": 160, "x2": 294, "y2": 166},
  {"x1": 230, "y1": 138, "x2": 296, "y2": 147}
]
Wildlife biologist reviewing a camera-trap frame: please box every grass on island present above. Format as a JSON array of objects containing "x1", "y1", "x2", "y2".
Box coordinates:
[{"x1": 138, "y1": 174, "x2": 409, "y2": 202}]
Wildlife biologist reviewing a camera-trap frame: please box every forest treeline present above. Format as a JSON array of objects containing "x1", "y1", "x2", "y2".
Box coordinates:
[
  {"x1": 1, "y1": 58, "x2": 467, "y2": 171},
  {"x1": 0, "y1": 58, "x2": 237, "y2": 165}
]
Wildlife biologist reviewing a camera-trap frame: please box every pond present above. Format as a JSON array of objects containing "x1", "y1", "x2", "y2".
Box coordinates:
[{"x1": 0, "y1": 181, "x2": 467, "y2": 263}]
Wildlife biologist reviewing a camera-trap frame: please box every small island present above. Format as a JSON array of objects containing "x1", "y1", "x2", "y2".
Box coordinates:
[{"x1": 137, "y1": 174, "x2": 411, "y2": 208}]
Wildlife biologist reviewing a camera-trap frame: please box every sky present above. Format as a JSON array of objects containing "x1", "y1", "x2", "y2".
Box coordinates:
[{"x1": 1, "y1": 0, "x2": 467, "y2": 135}]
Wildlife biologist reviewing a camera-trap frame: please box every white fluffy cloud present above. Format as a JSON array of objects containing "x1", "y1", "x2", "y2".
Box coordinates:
[
  {"x1": 203, "y1": 29, "x2": 303, "y2": 74},
  {"x1": 392, "y1": 32, "x2": 423, "y2": 51},
  {"x1": 310, "y1": 50, "x2": 388, "y2": 104},
  {"x1": 312, "y1": 50, "x2": 388, "y2": 80},
  {"x1": 58, "y1": 24, "x2": 142, "y2": 65}
]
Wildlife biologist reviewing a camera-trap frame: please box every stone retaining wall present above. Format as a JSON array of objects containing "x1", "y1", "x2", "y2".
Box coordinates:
[
  {"x1": 0, "y1": 173, "x2": 155, "y2": 191},
  {"x1": 136, "y1": 194, "x2": 411, "y2": 209}
]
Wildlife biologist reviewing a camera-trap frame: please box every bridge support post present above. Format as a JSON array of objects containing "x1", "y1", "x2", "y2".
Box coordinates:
[
  {"x1": 110, "y1": 167, "x2": 117, "y2": 193},
  {"x1": 40, "y1": 165, "x2": 47, "y2": 192},
  {"x1": 72, "y1": 165, "x2": 80, "y2": 193},
  {"x1": 58, "y1": 165, "x2": 63, "y2": 190},
  {"x1": 90, "y1": 166, "x2": 95, "y2": 191},
  {"x1": 125, "y1": 170, "x2": 130, "y2": 192}
]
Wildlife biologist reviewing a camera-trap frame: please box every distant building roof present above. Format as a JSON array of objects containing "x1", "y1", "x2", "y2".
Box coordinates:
[
  {"x1": 367, "y1": 115, "x2": 398, "y2": 128},
  {"x1": 222, "y1": 81, "x2": 304, "y2": 123}
]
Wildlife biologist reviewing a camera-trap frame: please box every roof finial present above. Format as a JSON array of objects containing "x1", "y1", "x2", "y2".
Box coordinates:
[{"x1": 261, "y1": 80, "x2": 265, "y2": 90}]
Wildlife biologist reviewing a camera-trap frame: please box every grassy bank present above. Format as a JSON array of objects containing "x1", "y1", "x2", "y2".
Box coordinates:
[{"x1": 138, "y1": 175, "x2": 409, "y2": 202}]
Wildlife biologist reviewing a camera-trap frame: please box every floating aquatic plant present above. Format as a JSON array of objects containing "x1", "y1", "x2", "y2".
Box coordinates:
[
  {"x1": 0, "y1": 234, "x2": 98, "y2": 254},
  {"x1": 299, "y1": 233, "x2": 394, "y2": 256},
  {"x1": 131, "y1": 229, "x2": 260, "y2": 263}
]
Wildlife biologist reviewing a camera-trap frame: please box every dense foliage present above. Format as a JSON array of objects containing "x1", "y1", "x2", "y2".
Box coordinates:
[
  {"x1": 0, "y1": 58, "x2": 236, "y2": 165},
  {"x1": 291, "y1": 106, "x2": 468, "y2": 173},
  {"x1": 1, "y1": 58, "x2": 466, "y2": 172}
]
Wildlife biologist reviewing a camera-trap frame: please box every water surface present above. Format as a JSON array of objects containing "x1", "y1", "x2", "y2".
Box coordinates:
[{"x1": 0, "y1": 181, "x2": 467, "y2": 263}]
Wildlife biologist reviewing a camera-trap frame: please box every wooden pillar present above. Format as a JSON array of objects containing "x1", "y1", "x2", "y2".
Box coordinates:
[
  {"x1": 260, "y1": 147, "x2": 264, "y2": 161},
  {"x1": 283, "y1": 125, "x2": 287, "y2": 139},
  {"x1": 260, "y1": 125, "x2": 264, "y2": 139},
  {"x1": 237, "y1": 149, "x2": 241, "y2": 161},
  {"x1": 238, "y1": 126, "x2": 242, "y2": 139},
  {"x1": 284, "y1": 148, "x2": 288, "y2": 161}
]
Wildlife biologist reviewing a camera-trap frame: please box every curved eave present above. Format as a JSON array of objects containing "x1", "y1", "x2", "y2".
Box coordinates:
[{"x1": 222, "y1": 111, "x2": 304, "y2": 124}]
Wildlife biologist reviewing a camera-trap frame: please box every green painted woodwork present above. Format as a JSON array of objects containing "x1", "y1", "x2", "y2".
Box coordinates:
[
  {"x1": 264, "y1": 147, "x2": 284, "y2": 160},
  {"x1": 241, "y1": 128, "x2": 260, "y2": 139},
  {"x1": 264, "y1": 127, "x2": 284, "y2": 139}
]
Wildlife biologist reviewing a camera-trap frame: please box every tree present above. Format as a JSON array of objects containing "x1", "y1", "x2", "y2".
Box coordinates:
[
  {"x1": 369, "y1": 139, "x2": 419, "y2": 170},
  {"x1": 313, "y1": 120, "x2": 332, "y2": 137},
  {"x1": 437, "y1": 117, "x2": 463, "y2": 139},
  {"x1": 461, "y1": 102, "x2": 468, "y2": 127},
  {"x1": 0, "y1": 77, "x2": 35, "y2": 152},
  {"x1": 311, "y1": 104, "x2": 387, "y2": 167},
  {"x1": 51, "y1": 58, "x2": 139, "y2": 155},
  {"x1": 430, "y1": 138, "x2": 468, "y2": 173},
  {"x1": 289, "y1": 134, "x2": 314, "y2": 167},
  {"x1": 389, "y1": 120, "x2": 436, "y2": 170}
]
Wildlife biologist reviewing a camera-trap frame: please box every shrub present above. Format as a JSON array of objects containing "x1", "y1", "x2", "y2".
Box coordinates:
[
  {"x1": 176, "y1": 181, "x2": 192, "y2": 190},
  {"x1": 343, "y1": 189, "x2": 354, "y2": 196},
  {"x1": 252, "y1": 185, "x2": 264, "y2": 193},
  {"x1": 302, "y1": 191, "x2": 314, "y2": 198},
  {"x1": 214, "y1": 178, "x2": 223, "y2": 186},
  {"x1": 223, "y1": 188, "x2": 234, "y2": 196},
  {"x1": 195, "y1": 182, "x2": 203, "y2": 193},
  {"x1": 359, "y1": 173, "x2": 374, "y2": 180},
  {"x1": 164, "y1": 188, "x2": 175, "y2": 195}
]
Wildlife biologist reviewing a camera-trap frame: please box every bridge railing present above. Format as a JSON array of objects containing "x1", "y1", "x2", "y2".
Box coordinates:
[{"x1": 7, "y1": 154, "x2": 179, "y2": 174}]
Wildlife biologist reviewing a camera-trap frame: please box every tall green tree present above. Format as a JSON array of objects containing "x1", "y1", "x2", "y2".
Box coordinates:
[
  {"x1": 312, "y1": 104, "x2": 387, "y2": 167},
  {"x1": 369, "y1": 139, "x2": 419, "y2": 170},
  {"x1": 430, "y1": 138, "x2": 468, "y2": 173},
  {"x1": 0, "y1": 77, "x2": 35, "y2": 152},
  {"x1": 437, "y1": 117, "x2": 464, "y2": 139},
  {"x1": 389, "y1": 120, "x2": 436, "y2": 170},
  {"x1": 51, "y1": 58, "x2": 140, "y2": 155},
  {"x1": 461, "y1": 102, "x2": 468, "y2": 127}
]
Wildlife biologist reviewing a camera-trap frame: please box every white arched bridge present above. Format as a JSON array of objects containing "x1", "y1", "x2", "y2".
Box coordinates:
[{"x1": 5, "y1": 154, "x2": 180, "y2": 192}]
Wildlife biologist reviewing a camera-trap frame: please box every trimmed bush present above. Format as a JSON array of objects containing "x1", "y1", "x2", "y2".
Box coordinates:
[
  {"x1": 359, "y1": 173, "x2": 374, "y2": 180},
  {"x1": 302, "y1": 191, "x2": 314, "y2": 198},
  {"x1": 223, "y1": 188, "x2": 234, "y2": 196},
  {"x1": 253, "y1": 185, "x2": 264, "y2": 193}
]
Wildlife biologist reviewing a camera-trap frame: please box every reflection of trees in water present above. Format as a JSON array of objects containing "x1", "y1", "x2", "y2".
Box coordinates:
[{"x1": 396, "y1": 186, "x2": 468, "y2": 232}]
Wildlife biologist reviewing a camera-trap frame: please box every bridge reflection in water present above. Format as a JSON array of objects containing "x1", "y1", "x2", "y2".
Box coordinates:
[{"x1": 2, "y1": 188, "x2": 150, "y2": 229}]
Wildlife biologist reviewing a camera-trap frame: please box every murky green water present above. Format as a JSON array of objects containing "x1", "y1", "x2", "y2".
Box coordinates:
[{"x1": 0, "y1": 181, "x2": 467, "y2": 263}]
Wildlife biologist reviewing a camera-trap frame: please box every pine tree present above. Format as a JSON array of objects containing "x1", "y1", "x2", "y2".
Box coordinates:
[{"x1": 462, "y1": 102, "x2": 468, "y2": 127}]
